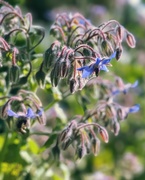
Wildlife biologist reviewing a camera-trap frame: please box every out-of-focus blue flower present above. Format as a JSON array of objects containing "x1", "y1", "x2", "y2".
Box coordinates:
[
  {"x1": 7, "y1": 107, "x2": 41, "y2": 119},
  {"x1": 77, "y1": 51, "x2": 116, "y2": 78},
  {"x1": 112, "y1": 80, "x2": 138, "y2": 95},
  {"x1": 36, "y1": 108, "x2": 43, "y2": 117},
  {"x1": 129, "y1": 104, "x2": 140, "y2": 113}
]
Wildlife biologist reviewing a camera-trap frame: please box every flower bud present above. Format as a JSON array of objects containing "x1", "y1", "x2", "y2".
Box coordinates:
[
  {"x1": 35, "y1": 69, "x2": 46, "y2": 87},
  {"x1": 60, "y1": 137, "x2": 73, "y2": 150},
  {"x1": 115, "y1": 46, "x2": 123, "y2": 60},
  {"x1": 101, "y1": 40, "x2": 114, "y2": 56},
  {"x1": 43, "y1": 48, "x2": 58, "y2": 73},
  {"x1": 110, "y1": 120, "x2": 120, "y2": 136},
  {"x1": 116, "y1": 25, "x2": 124, "y2": 42},
  {"x1": 126, "y1": 32, "x2": 136, "y2": 48},
  {"x1": 76, "y1": 144, "x2": 87, "y2": 159},
  {"x1": 50, "y1": 62, "x2": 60, "y2": 87},
  {"x1": 106, "y1": 105, "x2": 116, "y2": 119},
  {"x1": 9, "y1": 65, "x2": 20, "y2": 83},
  {"x1": 69, "y1": 78, "x2": 77, "y2": 93},
  {"x1": 59, "y1": 60, "x2": 69, "y2": 78},
  {"x1": 117, "y1": 108, "x2": 128, "y2": 120},
  {"x1": 99, "y1": 127, "x2": 109, "y2": 143},
  {"x1": 91, "y1": 137, "x2": 100, "y2": 156}
]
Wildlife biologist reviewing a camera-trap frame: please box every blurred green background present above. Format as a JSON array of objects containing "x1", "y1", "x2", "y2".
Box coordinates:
[{"x1": 1, "y1": 0, "x2": 145, "y2": 179}]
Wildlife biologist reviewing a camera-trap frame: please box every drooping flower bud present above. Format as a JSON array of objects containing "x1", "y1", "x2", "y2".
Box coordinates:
[
  {"x1": 69, "y1": 78, "x2": 77, "y2": 93},
  {"x1": 99, "y1": 127, "x2": 109, "y2": 143},
  {"x1": 101, "y1": 40, "x2": 114, "y2": 56},
  {"x1": 110, "y1": 120, "x2": 120, "y2": 136},
  {"x1": 35, "y1": 68, "x2": 46, "y2": 87},
  {"x1": 116, "y1": 25, "x2": 124, "y2": 42},
  {"x1": 76, "y1": 144, "x2": 87, "y2": 159},
  {"x1": 115, "y1": 46, "x2": 123, "y2": 60},
  {"x1": 126, "y1": 32, "x2": 136, "y2": 48},
  {"x1": 91, "y1": 137, "x2": 100, "y2": 156}
]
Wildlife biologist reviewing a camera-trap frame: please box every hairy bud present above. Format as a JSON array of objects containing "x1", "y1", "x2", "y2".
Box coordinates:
[
  {"x1": 76, "y1": 144, "x2": 87, "y2": 159},
  {"x1": 70, "y1": 78, "x2": 77, "y2": 93},
  {"x1": 91, "y1": 137, "x2": 100, "y2": 156},
  {"x1": 115, "y1": 46, "x2": 123, "y2": 60},
  {"x1": 99, "y1": 127, "x2": 109, "y2": 143},
  {"x1": 126, "y1": 32, "x2": 136, "y2": 48},
  {"x1": 35, "y1": 69, "x2": 46, "y2": 87},
  {"x1": 116, "y1": 25, "x2": 124, "y2": 42}
]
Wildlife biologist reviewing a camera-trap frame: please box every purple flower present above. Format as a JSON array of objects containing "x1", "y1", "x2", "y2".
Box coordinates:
[
  {"x1": 7, "y1": 107, "x2": 41, "y2": 119},
  {"x1": 129, "y1": 104, "x2": 140, "y2": 113},
  {"x1": 77, "y1": 51, "x2": 116, "y2": 78},
  {"x1": 112, "y1": 80, "x2": 138, "y2": 95}
]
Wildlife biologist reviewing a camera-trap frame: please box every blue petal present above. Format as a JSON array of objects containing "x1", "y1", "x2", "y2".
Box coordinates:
[
  {"x1": 26, "y1": 108, "x2": 36, "y2": 118},
  {"x1": 112, "y1": 90, "x2": 120, "y2": 95},
  {"x1": 129, "y1": 104, "x2": 140, "y2": 113},
  {"x1": 102, "y1": 58, "x2": 111, "y2": 65},
  {"x1": 7, "y1": 109, "x2": 18, "y2": 117},
  {"x1": 79, "y1": 19, "x2": 85, "y2": 25},
  {"x1": 82, "y1": 69, "x2": 93, "y2": 78},
  {"x1": 131, "y1": 80, "x2": 138, "y2": 88},
  {"x1": 77, "y1": 66, "x2": 87, "y2": 71},
  {"x1": 109, "y1": 51, "x2": 116, "y2": 59},
  {"x1": 37, "y1": 108, "x2": 43, "y2": 116},
  {"x1": 78, "y1": 65, "x2": 94, "y2": 78},
  {"x1": 100, "y1": 64, "x2": 109, "y2": 72},
  {"x1": 95, "y1": 58, "x2": 101, "y2": 65}
]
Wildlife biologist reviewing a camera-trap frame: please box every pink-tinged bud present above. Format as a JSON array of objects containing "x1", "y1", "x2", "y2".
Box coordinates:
[
  {"x1": 116, "y1": 25, "x2": 124, "y2": 42},
  {"x1": 99, "y1": 127, "x2": 109, "y2": 143},
  {"x1": 126, "y1": 32, "x2": 136, "y2": 48}
]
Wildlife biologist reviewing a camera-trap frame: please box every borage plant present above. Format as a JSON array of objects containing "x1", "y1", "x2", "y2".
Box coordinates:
[{"x1": 0, "y1": 0, "x2": 139, "y2": 166}]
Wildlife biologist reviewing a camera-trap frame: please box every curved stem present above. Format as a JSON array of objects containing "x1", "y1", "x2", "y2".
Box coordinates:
[
  {"x1": 67, "y1": 25, "x2": 86, "y2": 46},
  {"x1": 52, "y1": 26, "x2": 66, "y2": 43},
  {"x1": 77, "y1": 122, "x2": 101, "y2": 130},
  {"x1": 101, "y1": 20, "x2": 120, "y2": 30},
  {"x1": 0, "y1": 0, "x2": 14, "y2": 10},
  {"x1": 29, "y1": 27, "x2": 45, "y2": 52},
  {"x1": 74, "y1": 44, "x2": 95, "y2": 54},
  {"x1": 0, "y1": 12, "x2": 24, "y2": 25}
]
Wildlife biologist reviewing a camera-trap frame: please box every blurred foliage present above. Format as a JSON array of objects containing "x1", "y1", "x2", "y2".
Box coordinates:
[{"x1": 0, "y1": 0, "x2": 145, "y2": 180}]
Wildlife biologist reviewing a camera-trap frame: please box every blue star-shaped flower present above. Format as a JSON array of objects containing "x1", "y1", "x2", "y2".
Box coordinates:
[
  {"x1": 7, "y1": 107, "x2": 41, "y2": 119},
  {"x1": 77, "y1": 51, "x2": 116, "y2": 78},
  {"x1": 112, "y1": 80, "x2": 138, "y2": 95}
]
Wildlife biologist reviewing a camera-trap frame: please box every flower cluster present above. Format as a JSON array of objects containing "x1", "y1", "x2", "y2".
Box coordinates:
[
  {"x1": 0, "y1": 1, "x2": 44, "y2": 92},
  {"x1": 1, "y1": 90, "x2": 45, "y2": 133},
  {"x1": 56, "y1": 76, "x2": 139, "y2": 158},
  {"x1": 39, "y1": 13, "x2": 136, "y2": 93},
  {"x1": 57, "y1": 119, "x2": 108, "y2": 159},
  {"x1": 0, "y1": 1, "x2": 140, "y2": 161}
]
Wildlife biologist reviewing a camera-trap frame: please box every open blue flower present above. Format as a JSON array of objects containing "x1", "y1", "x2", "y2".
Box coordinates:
[
  {"x1": 129, "y1": 104, "x2": 140, "y2": 113},
  {"x1": 77, "y1": 51, "x2": 116, "y2": 78},
  {"x1": 7, "y1": 107, "x2": 38, "y2": 119},
  {"x1": 112, "y1": 80, "x2": 138, "y2": 95}
]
